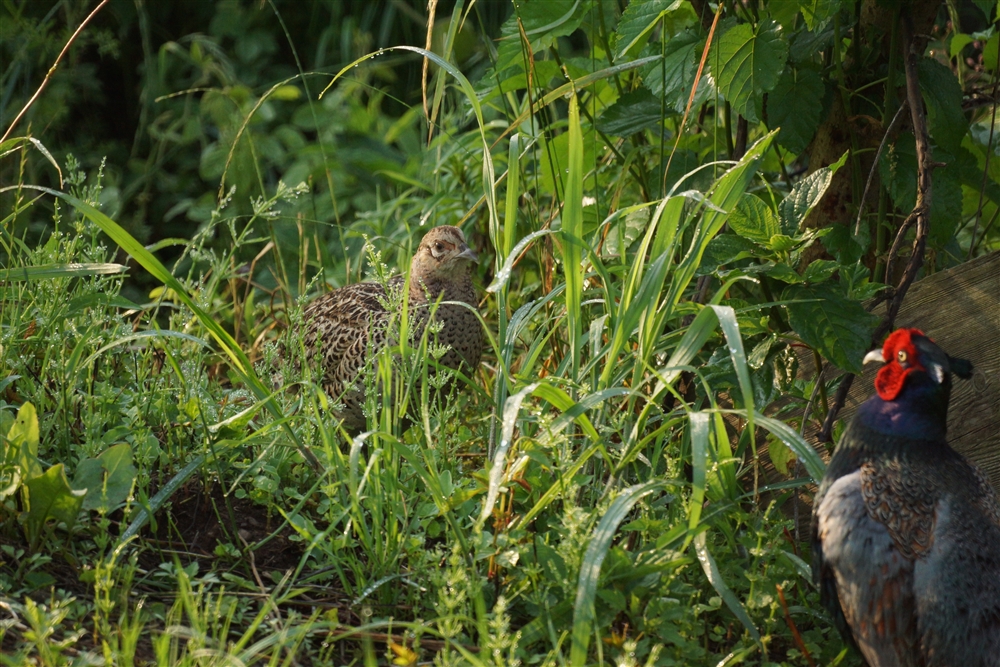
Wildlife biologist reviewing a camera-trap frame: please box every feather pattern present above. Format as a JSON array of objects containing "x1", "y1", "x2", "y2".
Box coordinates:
[{"x1": 812, "y1": 329, "x2": 1000, "y2": 666}]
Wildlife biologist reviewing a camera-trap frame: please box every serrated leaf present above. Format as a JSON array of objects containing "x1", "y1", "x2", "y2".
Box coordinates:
[
  {"x1": 698, "y1": 233, "x2": 759, "y2": 274},
  {"x1": 596, "y1": 88, "x2": 664, "y2": 136},
  {"x1": 918, "y1": 57, "x2": 968, "y2": 152},
  {"x1": 495, "y1": 0, "x2": 584, "y2": 74},
  {"x1": 799, "y1": 0, "x2": 843, "y2": 30},
  {"x1": 766, "y1": 262, "x2": 804, "y2": 284},
  {"x1": 711, "y1": 20, "x2": 788, "y2": 122},
  {"x1": 821, "y1": 224, "x2": 866, "y2": 264},
  {"x1": 25, "y1": 464, "x2": 86, "y2": 541},
  {"x1": 641, "y1": 29, "x2": 712, "y2": 113},
  {"x1": 784, "y1": 284, "x2": 878, "y2": 373},
  {"x1": 802, "y1": 258, "x2": 839, "y2": 284},
  {"x1": 729, "y1": 193, "x2": 780, "y2": 244},
  {"x1": 766, "y1": 67, "x2": 824, "y2": 154},
  {"x1": 778, "y1": 152, "x2": 848, "y2": 233},
  {"x1": 615, "y1": 0, "x2": 684, "y2": 60}
]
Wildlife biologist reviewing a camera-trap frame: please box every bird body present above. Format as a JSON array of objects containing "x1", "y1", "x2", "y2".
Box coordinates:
[
  {"x1": 812, "y1": 329, "x2": 1000, "y2": 666},
  {"x1": 300, "y1": 225, "x2": 483, "y2": 432}
]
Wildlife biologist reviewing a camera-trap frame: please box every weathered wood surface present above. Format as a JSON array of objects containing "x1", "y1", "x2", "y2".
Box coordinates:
[{"x1": 835, "y1": 250, "x2": 1000, "y2": 489}]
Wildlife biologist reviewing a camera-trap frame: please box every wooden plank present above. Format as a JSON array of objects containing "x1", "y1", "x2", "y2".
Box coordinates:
[{"x1": 836, "y1": 250, "x2": 1000, "y2": 489}]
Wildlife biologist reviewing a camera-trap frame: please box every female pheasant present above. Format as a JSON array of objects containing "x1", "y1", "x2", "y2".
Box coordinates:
[
  {"x1": 300, "y1": 225, "x2": 483, "y2": 432},
  {"x1": 811, "y1": 328, "x2": 1000, "y2": 666}
]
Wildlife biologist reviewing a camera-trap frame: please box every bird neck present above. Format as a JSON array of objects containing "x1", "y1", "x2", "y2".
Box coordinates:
[
  {"x1": 407, "y1": 270, "x2": 470, "y2": 305},
  {"x1": 855, "y1": 373, "x2": 952, "y2": 442}
]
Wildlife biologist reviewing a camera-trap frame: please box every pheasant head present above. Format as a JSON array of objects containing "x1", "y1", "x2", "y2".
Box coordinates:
[
  {"x1": 409, "y1": 226, "x2": 478, "y2": 288},
  {"x1": 864, "y1": 328, "x2": 973, "y2": 401}
]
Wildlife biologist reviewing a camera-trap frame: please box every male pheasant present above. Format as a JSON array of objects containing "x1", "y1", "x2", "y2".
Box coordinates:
[
  {"x1": 300, "y1": 225, "x2": 483, "y2": 432},
  {"x1": 811, "y1": 328, "x2": 1000, "y2": 666}
]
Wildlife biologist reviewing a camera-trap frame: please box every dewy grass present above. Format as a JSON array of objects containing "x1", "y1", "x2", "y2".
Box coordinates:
[{"x1": 0, "y1": 12, "x2": 864, "y2": 666}]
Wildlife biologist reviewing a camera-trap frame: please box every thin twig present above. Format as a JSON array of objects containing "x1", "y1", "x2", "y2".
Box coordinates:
[
  {"x1": 819, "y1": 14, "x2": 935, "y2": 443},
  {"x1": 0, "y1": 0, "x2": 110, "y2": 145},
  {"x1": 777, "y1": 584, "x2": 817, "y2": 667},
  {"x1": 855, "y1": 103, "x2": 908, "y2": 235}
]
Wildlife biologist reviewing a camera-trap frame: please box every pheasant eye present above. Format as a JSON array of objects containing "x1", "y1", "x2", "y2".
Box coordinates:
[
  {"x1": 433, "y1": 242, "x2": 444, "y2": 253},
  {"x1": 897, "y1": 350, "x2": 908, "y2": 364}
]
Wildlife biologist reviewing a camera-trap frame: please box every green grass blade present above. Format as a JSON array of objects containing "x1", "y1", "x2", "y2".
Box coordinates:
[
  {"x1": 24, "y1": 185, "x2": 321, "y2": 475},
  {"x1": 570, "y1": 480, "x2": 666, "y2": 666},
  {"x1": 0, "y1": 262, "x2": 127, "y2": 281},
  {"x1": 564, "y1": 93, "x2": 584, "y2": 383},
  {"x1": 694, "y1": 531, "x2": 762, "y2": 644},
  {"x1": 752, "y1": 413, "x2": 826, "y2": 483}
]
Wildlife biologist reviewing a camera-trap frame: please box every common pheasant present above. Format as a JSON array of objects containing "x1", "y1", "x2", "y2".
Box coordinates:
[
  {"x1": 811, "y1": 328, "x2": 1000, "y2": 665},
  {"x1": 300, "y1": 225, "x2": 483, "y2": 432}
]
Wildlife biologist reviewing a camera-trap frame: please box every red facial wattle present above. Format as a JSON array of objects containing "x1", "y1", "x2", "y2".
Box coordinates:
[{"x1": 874, "y1": 328, "x2": 926, "y2": 401}]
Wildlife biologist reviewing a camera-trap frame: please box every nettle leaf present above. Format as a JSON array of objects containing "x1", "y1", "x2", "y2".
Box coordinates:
[
  {"x1": 766, "y1": 67, "x2": 824, "y2": 154},
  {"x1": 790, "y1": 25, "x2": 835, "y2": 63},
  {"x1": 821, "y1": 223, "x2": 866, "y2": 265},
  {"x1": 494, "y1": 0, "x2": 584, "y2": 73},
  {"x1": 765, "y1": 262, "x2": 805, "y2": 284},
  {"x1": 597, "y1": 88, "x2": 664, "y2": 136},
  {"x1": 729, "y1": 193, "x2": 780, "y2": 244},
  {"x1": 799, "y1": 0, "x2": 844, "y2": 30},
  {"x1": 918, "y1": 57, "x2": 968, "y2": 152},
  {"x1": 784, "y1": 284, "x2": 879, "y2": 373},
  {"x1": 769, "y1": 0, "x2": 842, "y2": 30},
  {"x1": 641, "y1": 28, "x2": 711, "y2": 113},
  {"x1": 802, "y1": 258, "x2": 839, "y2": 284},
  {"x1": 711, "y1": 19, "x2": 788, "y2": 122},
  {"x1": 615, "y1": 0, "x2": 684, "y2": 60},
  {"x1": 778, "y1": 151, "x2": 848, "y2": 234},
  {"x1": 697, "y1": 233, "x2": 758, "y2": 275}
]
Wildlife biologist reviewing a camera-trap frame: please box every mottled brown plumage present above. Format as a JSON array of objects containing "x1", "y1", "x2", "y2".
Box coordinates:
[{"x1": 301, "y1": 225, "x2": 483, "y2": 431}]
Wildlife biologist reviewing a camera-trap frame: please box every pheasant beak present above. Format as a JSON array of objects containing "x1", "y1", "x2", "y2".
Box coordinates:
[
  {"x1": 863, "y1": 348, "x2": 886, "y2": 365},
  {"x1": 456, "y1": 244, "x2": 479, "y2": 264}
]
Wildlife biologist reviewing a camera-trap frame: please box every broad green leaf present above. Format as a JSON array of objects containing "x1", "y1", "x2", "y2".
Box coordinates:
[
  {"x1": 729, "y1": 193, "x2": 780, "y2": 244},
  {"x1": 950, "y1": 33, "x2": 974, "y2": 58},
  {"x1": 711, "y1": 20, "x2": 788, "y2": 122},
  {"x1": 918, "y1": 57, "x2": 968, "y2": 152},
  {"x1": 778, "y1": 151, "x2": 848, "y2": 234},
  {"x1": 878, "y1": 135, "x2": 965, "y2": 247},
  {"x1": 973, "y1": 0, "x2": 997, "y2": 18},
  {"x1": 495, "y1": 0, "x2": 584, "y2": 74},
  {"x1": 570, "y1": 480, "x2": 666, "y2": 665},
  {"x1": 766, "y1": 67, "x2": 824, "y2": 154},
  {"x1": 615, "y1": 0, "x2": 684, "y2": 59},
  {"x1": 72, "y1": 444, "x2": 137, "y2": 513},
  {"x1": 697, "y1": 233, "x2": 758, "y2": 274},
  {"x1": 768, "y1": 436, "x2": 796, "y2": 476},
  {"x1": 596, "y1": 88, "x2": 664, "y2": 137},
  {"x1": 4, "y1": 402, "x2": 43, "y2": 480},
  {"x1": 784, "y1": 284, "x2": 878, "y2": 373},
  {"x1": 25, "y1": 464, "x2": 86, "y2": 540},
  {"x1": 799, "y1": 0, "x2": 843, "y2": 30}
]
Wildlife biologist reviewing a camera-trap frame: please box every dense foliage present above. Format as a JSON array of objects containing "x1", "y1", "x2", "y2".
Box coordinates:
[{"x1": 1, "y1": 0, "x2": 997, "y2": 664}]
